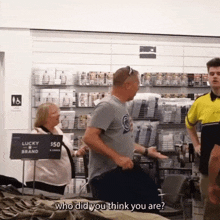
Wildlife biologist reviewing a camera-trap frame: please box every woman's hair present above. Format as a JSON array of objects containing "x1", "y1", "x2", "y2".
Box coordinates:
[{"x1": 34, "y1": 102, "x2": 57, "y2": 128}]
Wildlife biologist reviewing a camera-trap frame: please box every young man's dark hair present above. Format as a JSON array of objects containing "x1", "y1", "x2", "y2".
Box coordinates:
[{"x1": 206, "y1": 57, "x2": 220, "y2": 71}]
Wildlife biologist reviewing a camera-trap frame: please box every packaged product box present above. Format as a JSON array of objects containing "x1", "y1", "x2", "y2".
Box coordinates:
[
  {"x1": 33, "y1": 68, "x2": 55, "y2": 85},
  {"x1": 202, "y1": 74, "x2": 209, "y2": 87},
  {"x1": 154, "y1": 72, "x2": 163, "y2": 86},
  {"x1": 140, "y1": 73, "x2": 145, "y2": 86},
  {"x1": 144, "y1": 72, "x2": 152, "y2": 86},
  {"x1": 77, "y1": 114, "x2": 88, "y2": 129},
  {"x1": 98, "y1": 72, "x2": 108, "y2": 85},
  {"x1": 89, "y1": 71, "x2": 99, "y2": 85},
  {"x1": 76, "y1": 136, "x2": 84, "y2": 147},
  {"x1": 78, "y1": 71, "x2": 88, "y2": 85},
  {"x1": 63, "y1": 133, "x2": 74, "y2": 145},
  {"x1": 180, "y1": 73, "x2": 188, "y2": 87},
  {"x1": 88, "y1": 92, "x2": 100, "y2": 107},
  {"x1": 40, "y1": 89, "x2": 60, "y2": 106},
  {"x1": 130, "y1": 100, "x2": 142, "y2": 119},
  {"x1": 171, "y1": 73, "x2": 181, "y2": 86},
  {"x1": 187, "y1": 74, "x2": 194, "y2": 87},
  {"x1": 146, "y1": 96, "x2": 156, "y2": 118},
  {"x1": 55, "y1": 69, "x2": 75, "y2": 85},
  {"x1": 59, "y1": 89, "x2": 76, "y2": 107},
  {"x1": 106, "y1": 72, "x2": 113, "y2": 85},
  {"x1": 163, "y1": 73, "x2": 171, "y2": 86},
  {"x1": 138, "y1": 123, "x2": 152, "y2": 147},
  {"x1": 194, "y1": 74, "x2": 202, "y2": 87},
  {"x1": 59, "y1": 111, "x2": 75, "y2": 129},
  {"x1": 33, "y1": 88, "x2": 41, "y2": 107},
  {"x1": 32, "y1": 69, "x2": 45, "y2": 85},
  {"x1": 148, "y1": 121, "x2": 159, "y2": 146},
  {"x1": 78, "y1": 93, "x2": 89, "y2": 107}
]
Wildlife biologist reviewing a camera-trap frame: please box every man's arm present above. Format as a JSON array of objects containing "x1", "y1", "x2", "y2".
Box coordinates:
[
  {"x1": 134, "y1": 143, "x2": 168, "y2": 159},
  {"x1": 83, "y1": 127, "x2": 134, "y2": 170},
  {"x1": 186, "y1": 126, "x2": 201, "y2": 155},
  {"x1": 208, "y1": 144, "x2": 220, "y2": 204}
]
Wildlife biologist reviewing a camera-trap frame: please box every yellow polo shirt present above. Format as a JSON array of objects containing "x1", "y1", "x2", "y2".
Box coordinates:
[{"x1": 186, "y1": 92, "x2": 220, "y2": 175}]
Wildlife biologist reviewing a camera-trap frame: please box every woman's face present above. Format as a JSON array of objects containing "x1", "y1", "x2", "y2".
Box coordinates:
[{"x1": 47, "y1": 105, "x2": 60, "y2": 127}]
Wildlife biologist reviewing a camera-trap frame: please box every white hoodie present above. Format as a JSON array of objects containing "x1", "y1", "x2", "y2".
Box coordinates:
[{"x1": 26, "y1": 126, "x2": 75, "y2": 186}]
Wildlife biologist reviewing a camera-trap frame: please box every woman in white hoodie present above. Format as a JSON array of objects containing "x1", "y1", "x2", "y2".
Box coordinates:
[{"x1": 26, "y1": 102, "x2": 87, "y2": 194}]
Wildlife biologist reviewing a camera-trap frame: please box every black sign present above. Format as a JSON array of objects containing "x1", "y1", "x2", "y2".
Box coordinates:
[
  {"x1": 139, "y1": 46, "x2": 156, "y2": 59},
  {"x1": 11, "y1": 95, "x2": 22, "y2": 106},
  {"x1": 10, "y1": 133, "x2": 63, "y2": 160}
]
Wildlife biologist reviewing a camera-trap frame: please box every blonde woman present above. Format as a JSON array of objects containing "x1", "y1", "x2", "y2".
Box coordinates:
[{"x1": 26, "y1": 102, "x2": 87, "y2": 194}]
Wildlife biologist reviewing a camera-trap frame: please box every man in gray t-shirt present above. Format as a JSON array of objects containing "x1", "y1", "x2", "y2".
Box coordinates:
[
  {"x1": 88, "y1": 95, "x2": 134, "y2": 181},
  {"x1": 83, "y1": 66, "x2": 167, "y2": 213}
]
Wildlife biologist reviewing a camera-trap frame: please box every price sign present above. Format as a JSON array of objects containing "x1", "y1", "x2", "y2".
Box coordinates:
[{"x1": 10, "y1": 133, "x2": 63, "y2": 160}]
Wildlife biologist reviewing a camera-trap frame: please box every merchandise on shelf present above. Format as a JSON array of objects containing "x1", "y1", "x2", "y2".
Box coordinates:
[
  {"x1": 106, "y1": 72, "x2": 113, "y2": 85},
  {"x1": 171, "y1": 73, "x2": 181, "y2": 86},
  {"x1": 74, "y1": 136, "x2": 83, "y2": 148},
  {"x1": 180, "y1": 73, "x2": 188, "y2": 86},
  {"x1": 77, "y1": 71, "x2": 113, "y2": 86},
  {"x1": 55, "y1": 69, "x2": 75, "y2": 85},
  {"x1": 157, "y1": 130, "x2": 188, "y2": 152},
  {"x1": 33, "y1": 88, "x2": 60, "y2": 107},
  {"x1": 59, "y1": 111, "x2": 75, "y2": 129},
  {"x1": 154, "y1": 72, "x2": 163, "y2": 86},
  {"x1": 158, "y1": 130, "x2": 175, "y2": 152},
  {"x1": 143, "y1": 72, "x2": 153, "y2": 86},
  {"x1": 98, "y1": 72, "x2": 107, "y2": 85},
  {"x1": 158, "y1": 98, "x2": 193, "y2": 124},
  {"x1": 33, "y1": 89, "x2": 41, "y2": 107},
  {"x1": 133, "y1": 121, "x2": 159, "y2": 147},
  {"x1": 163, "y1": 73, "x2": 172, "y2": 86},
  {"x1": 59, "y1": 89, "x2": 76, "y2": 107},
  {"x1": 202, "y1": 74, "x2": 209, "y2": 86},
  {"x1": 128, "y1": 93, "x2": 161, "y2": 120},
  {"x1": 88, "y1": 92, "x2": 100, "y2": 107},
  {"x1": 89, "y1": 71, "x2": 99, "y2": 85},
  {"x1": 76, "y1": 114, "x2": 91, "y2": 129},
  {"x1": 187, "y1": 73, "x2": 195, "y2": 87},
  {"x1": 194, "y1": 74, "x2": 202, "y2": 87},
  {"x1": 77, "y1": 93, "x2": 89, "y2": 107},
  {"x1": 63, "y1": 133, "x2": 74, "y2": 146},
  {"x1": 33, "y1": 68, "x2": 56, "y2": 85},
  {"x1": 40, "y1": 89, "x2": 60, "y2": 106},
  {"x1": 77, "y1": 71, "x2": 88, "y2": 85},
  {"x1": 75, "y1": 157, "x2": 85, "y2": 174}
]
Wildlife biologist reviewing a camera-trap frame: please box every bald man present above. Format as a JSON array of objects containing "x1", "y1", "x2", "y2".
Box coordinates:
[{"x1": 83, "y1": 66, "x2": 167, "y2": 213}]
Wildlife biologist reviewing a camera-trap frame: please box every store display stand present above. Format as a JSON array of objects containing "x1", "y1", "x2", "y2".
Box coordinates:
[
  {"x1": 21, "y1": 159, "x2": 37, "y2": 195},
  {"x1": 10, "y1": 133, "x2": 63, "y2": 195}
]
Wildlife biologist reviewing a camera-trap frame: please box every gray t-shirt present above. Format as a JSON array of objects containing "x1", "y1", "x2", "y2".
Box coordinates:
[{"x1": 88, "y1": 95, "x2": 134, "y2": 181}]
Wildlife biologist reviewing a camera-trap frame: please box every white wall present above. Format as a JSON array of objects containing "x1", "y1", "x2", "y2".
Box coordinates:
[
  {"x1": 0, "y1": 29, "x2": 32, "y2": 181},
  {"x1": 1, "y1": 0, "x2": 220, "y2": 37}
]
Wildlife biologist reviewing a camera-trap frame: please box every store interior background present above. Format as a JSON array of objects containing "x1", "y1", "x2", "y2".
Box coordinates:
[{"x1": 1, "y1": 0, "x2": 220, "y2": 182}]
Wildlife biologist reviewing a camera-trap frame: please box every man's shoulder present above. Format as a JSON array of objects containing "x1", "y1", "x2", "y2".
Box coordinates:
[
  {"x1": 94, "y1": 96, "x2": 115, "y2": 112},
  {"x1": 194, "y1": 92, "x2": 209, "y2": 103},
  {"x1": 98, "y1": 96, "x2": 118, "y2": 107}
]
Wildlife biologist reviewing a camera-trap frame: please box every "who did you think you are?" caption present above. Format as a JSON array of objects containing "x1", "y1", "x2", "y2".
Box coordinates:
[{"x1": 55, "y1": 201, "x2": 166, "y2": 212}]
